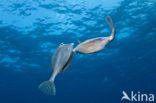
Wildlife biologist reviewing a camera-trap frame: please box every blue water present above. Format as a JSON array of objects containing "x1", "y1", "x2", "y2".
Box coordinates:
[{"x1": 0, "y1": 0, "x2": 156, "y2": 103}]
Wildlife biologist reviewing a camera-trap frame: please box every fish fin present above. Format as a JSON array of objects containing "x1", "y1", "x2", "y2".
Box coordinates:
[
  {"x1": 106, "y1": 16, "x2": 115, "y2": 41},
  {"x1": 39, "y1": 80, "x2": 56, "y2": 95},
  {"x1": 61, "y1": 53, "x2": 72, "y2": 72},
  {"x1": 106, "y1": 16, "x2": 114, "y2": 30}
]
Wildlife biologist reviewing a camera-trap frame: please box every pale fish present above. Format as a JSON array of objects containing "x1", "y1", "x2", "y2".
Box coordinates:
[
  {"x1": 39, "y1": 43, "x2": 74, "y2": 95},
  {"x1": 73, "y1": 16, "x2": 115, "y2": 54}
]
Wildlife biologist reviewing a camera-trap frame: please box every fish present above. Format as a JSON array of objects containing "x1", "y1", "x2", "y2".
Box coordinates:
[
  {"x1": 73, "y1": 16, "x2": 116, "y2": 54},
  {"x1": 39, "y1": 43, "x2": 74, "y2": 95}
]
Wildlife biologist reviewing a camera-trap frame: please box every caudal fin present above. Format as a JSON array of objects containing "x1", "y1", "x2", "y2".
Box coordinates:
[
  {"x1": 39, "y1": 80, "x2": 56, "y2": 95},
  {"x1": 106, "y1": 16, "x2": 115, "y2": 30},
  {"x1": 106, "y1": 16, "x2": 116, "y2": 41}
]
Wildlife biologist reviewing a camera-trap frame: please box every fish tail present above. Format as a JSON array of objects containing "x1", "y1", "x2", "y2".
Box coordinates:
[
  {"x1": 39, "y1": 80, "x2": 56, "y2": 95},
  {"x1": 106, "y1": 16, "x2": 115, "y2": 30},
  {"x1": 106, "y1": 16, "x2": 116, "y2": 41}
]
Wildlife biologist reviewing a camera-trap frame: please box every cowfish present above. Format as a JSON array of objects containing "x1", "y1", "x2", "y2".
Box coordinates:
[
  {"x1": 73, "y1": 16, "x2": 115, "y2": 54},
  {"x1": 39, "y1": 43, "x2": 74, "y2": 95}
]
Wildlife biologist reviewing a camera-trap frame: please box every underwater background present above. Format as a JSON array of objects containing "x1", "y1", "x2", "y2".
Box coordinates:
[{"x1": 0, "y1": 0, "x2": 156, "y2": 103}]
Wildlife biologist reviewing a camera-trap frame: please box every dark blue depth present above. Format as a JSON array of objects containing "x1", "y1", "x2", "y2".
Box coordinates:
[{"x1": 0, "y1": 0, "x2": 156, "y2": 103}]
